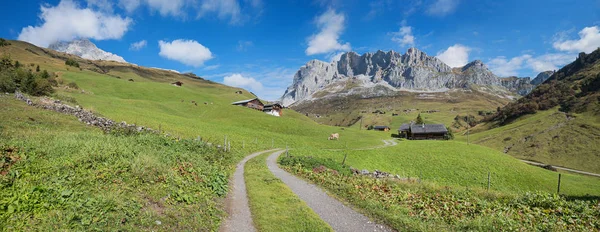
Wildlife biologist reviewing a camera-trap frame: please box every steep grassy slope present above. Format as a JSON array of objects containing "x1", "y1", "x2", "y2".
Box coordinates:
[
  {"x1": 465, "y1": 109, "x2": 600, "y2": 173},
  {"x1": 0, "y1": 96, "x2": 237, "y2": 231},
  {"x1": 474, "y1": 49, "x2": 600, "y2": 173}
]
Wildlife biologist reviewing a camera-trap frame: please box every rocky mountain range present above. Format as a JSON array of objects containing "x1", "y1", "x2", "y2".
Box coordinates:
[
  {"x1": 281, "y1": 48, "x2": 554, "y2": 106},
  {"x1": 49, "y1": 39, "x2": 127, "y2": 63}
]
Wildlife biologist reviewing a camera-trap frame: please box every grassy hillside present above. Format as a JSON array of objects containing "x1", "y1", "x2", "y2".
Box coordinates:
[
  {"x1": 0, "y1": 96, "x2": 237, "y2": 230},
  {"x1": 0, "y1": 40, "x2": 387, "y2": 150},
  {"x1": 2, "y1": 39, "x2": 599, "y2": 230},
  {"x1": 474, "y1": 48, "x2": 600, "y2": 173},
  {"x1": 291, "y1": 87, "x2": 511, "y2": 130},
  {"x1": 289, "y1": 141, "x2": 600, "y2": 196},
  {"x1": 464, "y1": 109, "x2": 600, "y2": 173}
]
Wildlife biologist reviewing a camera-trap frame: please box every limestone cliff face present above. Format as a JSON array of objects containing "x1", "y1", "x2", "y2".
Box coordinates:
[
  {"x1": 281, "y1": 48, "x2": 556, "y2": 106},
  {"x1": 531, "y1": 71, "x2": 555, "y2": 85},
  {"x1": 283, "y1": 48, "x2": 512, "y2": 106},
  {"x1": 501, "y1": 77, "x2": 534, "y2": 96}
]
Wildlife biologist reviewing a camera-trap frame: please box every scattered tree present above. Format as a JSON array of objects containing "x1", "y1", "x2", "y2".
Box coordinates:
[
  {"x1": 65, "y1": 59, "x2": 79, "y2": 68},
  {"x1": 445, "y1": 127, "x2": 454, "y2": 140},
  {"x1": 415, "y1": 113, "x2": 424, "y2": 124}
]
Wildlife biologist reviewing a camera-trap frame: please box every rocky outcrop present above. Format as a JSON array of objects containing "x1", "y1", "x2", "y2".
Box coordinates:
[
  {"x1": 531, "y1": 71, "x2": 555, "y2": 85},
  {"x1": 282, "y1": 48, "x2": 508, "y2": 106},
  {"x1": 501, "y1": 76, "x2": 534, "y2": 96},
  {"x1": 49, "y1": 39, "x2": 127, "y2": 63}
]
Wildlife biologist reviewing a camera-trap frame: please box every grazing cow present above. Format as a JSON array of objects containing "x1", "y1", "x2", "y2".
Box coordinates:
[
  {"x1": 194, "y1": 102, "x2": 198, "y2": 106},
  {"x1": 328, "y1": 133, "x2": 340, "y2": 140},
  {"x1": 204, "y1": 102, "x2": 208, "y2": 105}
]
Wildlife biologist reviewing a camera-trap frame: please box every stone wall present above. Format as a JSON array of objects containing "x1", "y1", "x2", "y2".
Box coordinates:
[{"x1": 14, "y1": 91, "x2": 157, "y2": 134}]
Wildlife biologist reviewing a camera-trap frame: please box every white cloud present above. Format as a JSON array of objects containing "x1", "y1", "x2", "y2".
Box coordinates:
[
  {"x1": 436, "y1": 44, "x2": 471, "y2": 68},
  {"x1": 488, "y1": 53, "x2": 576, "y2": 76},
  {"x1": 305, "y1": 9, "x2": 351, "y2": 55},
  {"x1": 391, "y1": 25, "x2": 415, "y2": 47},
  {"x1": 129, "y1": 40, "x2": 147, "y2": 51},
  {"x1": 118, "y1": 0, "x2": 141, "y2": 12},
  {"x1": 237, "y1": 40, "x2": 253, "y2": 51},
  {"x1": 198, "y1": 0, "x2": 241, "y2": 23},
  {"x1": 223, "y1": 73, "x2": 263, "y2": 92},
  {"x1": 526, "y1": 53, "x2": 576, "y2": 73},
  {"x1": 328, "y1": 52, "x2": 344, "y2": 62},
  {"x1": 204, "y1": 65, "x2": 220, "y2": 70},
  {"x1": 426, "y1": 0, "x2": 460, "y2": 17},
  {"x1": 158, "y1": 39, "x2": 213, "y2": 67},
  {"x1": 117, "y1": 0, "x2": 261, "y2": 22},
  {"x1": 488, "y1": 55, "x2": 531, "y2": 76},
  {"x1": 18, "y1": 0, "x2": 132, "y2": 47},
  {"x1": 117, "y1": 0, "x2": 185, "y2": 16},
  {"x1": 553, "y1": 26, "x2": 600, "y2": 53},
  {"x1": 86, "y1": 0, "x2": 114, "y2": 12}
]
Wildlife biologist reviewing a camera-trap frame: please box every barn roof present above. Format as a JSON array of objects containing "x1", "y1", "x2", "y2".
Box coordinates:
[
  {"x1": 399, "y1": 124, "x2": 411, "y2": 131},
  {"x1": 232, "y1": 98, "x2": 261, "y2": 105},
  {"x1": 410, "y1": 124, "x2": 447, "y2": 134}
]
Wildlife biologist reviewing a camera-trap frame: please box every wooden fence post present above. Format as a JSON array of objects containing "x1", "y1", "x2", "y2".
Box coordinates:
[
  {"x1": 557, "y1": 173, "x2": 562, "y2": 195},
  {"x1": 487, "y1": 172, "x2": 491, "y2": 191},
  {"x1": 342, "y1": 153, "x2": 347, "y2": 166}
]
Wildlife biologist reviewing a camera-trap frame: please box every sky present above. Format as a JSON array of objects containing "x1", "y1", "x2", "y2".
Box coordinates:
[{"x1": 1, "y1": 0, "x2": 600, "y2": 100}]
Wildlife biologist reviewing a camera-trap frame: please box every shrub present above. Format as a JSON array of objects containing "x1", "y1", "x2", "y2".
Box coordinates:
[
  {"x1": 65, "y1": 59, "x2": 79, "y2": 68},
  {"x1": 0, "y1": 70, "x2": 16, "y2": 93},
  {"x1": 445, "y1": 127, "x2": 454, "y2": 140},
  {"x1": 0, "y1": 38, "x2": 10, "y2": 47},
  {"x1": 67, "y1": 82, "x2": 79, "y2": 89},
  {"x1": 279, "y1": 156, "x2": 352, "y2": 176}
]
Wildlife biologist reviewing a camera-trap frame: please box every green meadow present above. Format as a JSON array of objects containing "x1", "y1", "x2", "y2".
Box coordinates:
[{"x1": 1, "y1": 40, "x2": 599, "y2": 231}]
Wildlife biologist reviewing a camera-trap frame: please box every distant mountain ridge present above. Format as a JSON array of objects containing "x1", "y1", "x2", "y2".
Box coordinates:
[
  {"x1": 49, "y1": 39, "x2": 126, "y2": 63},
  {"x1": 281, "y1": 48, "x2": 554, "y2": 106}
]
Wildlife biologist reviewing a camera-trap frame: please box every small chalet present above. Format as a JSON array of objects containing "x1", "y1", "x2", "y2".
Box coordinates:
[
  {"x1": 232, "y1": 98, "x2": 264, "y2": 111},
  {"x1": 263, "y1": 103, "x2": 283, "y2": 117},
  {"x1": 399, "y1": 123, "x2": 448, "y2": 140},
  {"x1": 373, "y1": 126, "x2": 390, "y2": 131}
]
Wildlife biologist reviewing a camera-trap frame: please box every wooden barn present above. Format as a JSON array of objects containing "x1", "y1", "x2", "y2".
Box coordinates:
[
  {"x1": 263, "y1": 103, "x2": 283, "y2": 117},
  {"x1": 399, "y1": 123, "x2": 448, "y2": 140},
  {"x1": 232, "y1": 98, "x2": 264, "y2": 111},
  {"x1": 373, "y1": 126, "x2": 390, "y2": 131}
]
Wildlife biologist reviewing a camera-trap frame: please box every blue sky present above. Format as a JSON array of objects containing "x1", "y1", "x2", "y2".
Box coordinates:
[{"x1": 1, "y1": 0, "x2": 599, "y2": 100}]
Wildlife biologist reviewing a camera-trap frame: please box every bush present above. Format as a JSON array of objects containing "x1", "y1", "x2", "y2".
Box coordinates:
[
  {"x1": 445, "y1": 127, "x2": 454, "y2": 140},
  {"x1": 279, "y1": 156, "x2": 352, "y2": 176},
  {"x1": 65, "y1": 59, "x2": 79, "y2": 68},
  {"x1": 0, "y1": 70, "x2": 17, "y2": 93},
  {"x1": 67, "y1": 82, "x2": 79, "y2": 89},
  {"x1": 0, "y1": 38, "x2": 10, "y2": 47}
]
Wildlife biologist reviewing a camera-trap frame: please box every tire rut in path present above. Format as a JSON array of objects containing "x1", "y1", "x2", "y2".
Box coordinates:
[
  {"x1": 266, "y1": 150, "x2": 393, "y2": 232},
  {"x1": 221, "y1": 149, "x2": 281, "y2": 232}
]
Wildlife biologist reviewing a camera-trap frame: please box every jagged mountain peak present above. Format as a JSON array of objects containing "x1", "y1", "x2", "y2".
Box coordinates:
[{"x1": 48, "y1": 39, "x2": 127, "y2": 63}]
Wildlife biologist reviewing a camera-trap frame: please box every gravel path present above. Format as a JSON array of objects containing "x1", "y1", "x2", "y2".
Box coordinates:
[
  {"x1": 221, "y1": 149, "x2": 280, "y2": 232},
  {"x1": 324, "y1": 139, "x2": 398, "y2": 151},
  {"x1": 266, "y1": 150, "x2": 393, "y2": 232},
  {"x1": 520, "y1": 159, "x2": 600, "y2": 178}
]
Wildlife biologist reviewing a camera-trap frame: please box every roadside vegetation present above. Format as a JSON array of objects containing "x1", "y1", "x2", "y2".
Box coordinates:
[
  {"x1": 0, "y1": 96, "x2": 239, "y2": 230},
  {"x1": 279, "y1": 156, "x2": 600, "y2": 231},
  {"x1": 245, "y1": 151, "x2": 332, "y2": 232}
]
